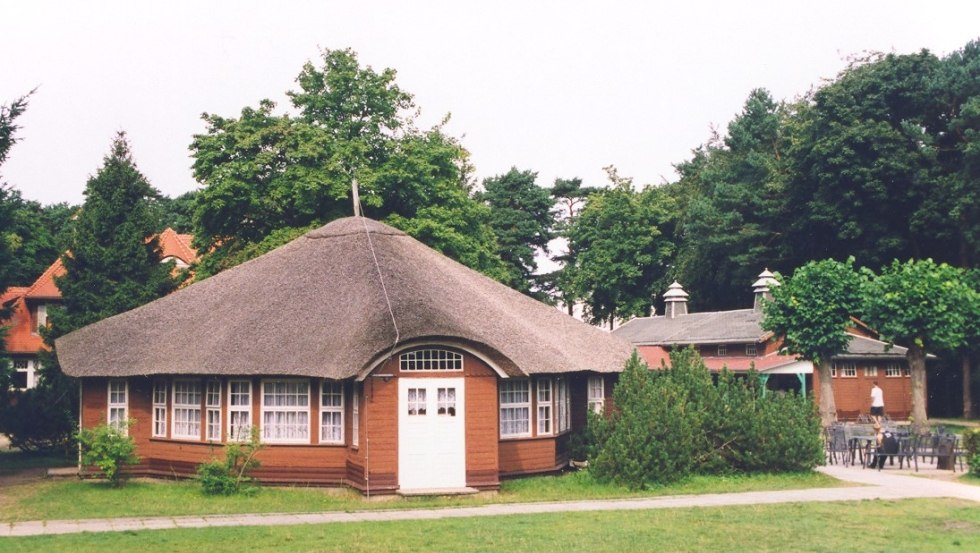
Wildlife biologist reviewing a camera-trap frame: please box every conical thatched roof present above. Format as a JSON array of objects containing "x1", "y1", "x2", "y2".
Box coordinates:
[{"x1": 57, "y1": 217, "x2": 632, "y2": 380}]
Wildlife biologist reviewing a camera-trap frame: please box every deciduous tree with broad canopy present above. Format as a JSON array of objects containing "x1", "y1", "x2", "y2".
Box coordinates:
[
  {"x1": 861, "y1": 259, "x2": 978, "y2": 429},
  {"x1": 564, "y1": 167, "x2": 675, "y2": 328},
  {"x1": 190, "y1": 48, "x2": 507, "y2": 281},
  {"x1": 761, "y1": 258, "x2": 866, "y2": 427}
]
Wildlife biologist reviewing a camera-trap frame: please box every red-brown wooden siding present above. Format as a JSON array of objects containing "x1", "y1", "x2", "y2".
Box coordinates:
[
  {"x1": 78, "y1": 354, "x2": 613, "y2": 490},
  {"x1": 813, "y1": 363, "x2": 913, "y2": 421}
]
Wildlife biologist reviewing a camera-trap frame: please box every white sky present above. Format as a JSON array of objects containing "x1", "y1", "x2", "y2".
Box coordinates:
[{"x1": 2, "y1": 1, "x2": 978, "y2": 206}]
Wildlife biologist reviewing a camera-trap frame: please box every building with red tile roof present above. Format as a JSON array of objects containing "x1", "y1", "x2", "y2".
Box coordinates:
[{"x1": 1, "y1": 229, "x2": 197, "y2": 389}]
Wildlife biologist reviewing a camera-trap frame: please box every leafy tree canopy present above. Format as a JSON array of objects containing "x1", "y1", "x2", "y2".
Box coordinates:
[
  {"x1": 475, "y1": 167, "x2": 554, "y2": 296},
  {"x1": 862, "y1": 259, "x2": 976, "y2": 355},
  {"x1": 565, "y1": 167, "x2": 675, "y2": 327},
  {"x1": 673, "y1": 89, "x2": 791, "y2": 310},
  {"x1": 762, "y1": 257, "x2": 866, "y2": 364},
  {"x1": 861, "y1": 258, "x2": 979, "y2": 427},
  {"x1": 190, "y1": 48, "x2": 505, "y2": 280}
]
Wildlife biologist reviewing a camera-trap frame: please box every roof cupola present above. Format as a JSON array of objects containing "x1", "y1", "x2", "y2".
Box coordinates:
[
  {"x1": 752, "y1": 269, "x2": 779, "y2": 312},
  {"x1": 663, "y1": 281, "x2": 689, "y2": 319}
]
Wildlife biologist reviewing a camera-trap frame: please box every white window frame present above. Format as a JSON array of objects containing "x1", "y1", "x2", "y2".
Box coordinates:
[
  {"x1": 499, "y1": 379, "x2": 531, "y2": 438},
  {"x1": 34, "y1": 303, "x2": 48, "y2": 334},
  {"x1": 437, "y1": 386, "x2": 457, "y2": 416},
  {"x1": 717, "y1": 344, "x2": 727, "y2": 356},
  {"x1": 835, "y1": 362, "x2": 857, "y2": 378},
  {"x1": 11, "y1": 358, "x2": 35, "y2": 390},
  {"x1": 885, "y1": 363, "x2": 902, "y2": 378},
  {"x1": 830, "y1": 365, "x2": 838, "y2": 378},
  {"x1": 172, "y1": 379, "x2": 202, "y2": 440},
  {"x1": 536, "y1": 379, "x2": 552, "y2": 436},
  {"x1": 556, "y1": 377, "x2": 570, "y2": 434},
  {"x1": 864, "y1": 366, "x2": 878, "y2": 377},
  {"x1": 352, "y1": 383, "x2": 360, "y2": 448},
  {"x1": 152, "y1": 380, "x2": 167, "y2": 438},
  {"x1": 587, "y1": 376, "x2": 605, "y2": 415},
  {"x1": 227, "y1": 379, "x2": 252, "y2": 442},
  {"x1": 206, "y1": 380, "x2": 222, "y2": 442},
  {"x1": 261, "y1": 379, "x2": 311, "y2": 444},
  {"x1": 107, "y1": 379, "x2": 128, "y2": 433},
  {"x1": 320, "y1": 380, "x2": 345, "y2": 445},
  {"x1": 745, "y1": 343, "x2": 758, "y2": 356},
  {"x1": 399, "y1": 348, "x2": 464, "y2": 371}
]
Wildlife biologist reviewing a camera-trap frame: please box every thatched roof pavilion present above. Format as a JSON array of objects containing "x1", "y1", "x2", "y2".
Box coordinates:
[{"x1": 57, "y1": 217, "x2": 632, "y2": 380}]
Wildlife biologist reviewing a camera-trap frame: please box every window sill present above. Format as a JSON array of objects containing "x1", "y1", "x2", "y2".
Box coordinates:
[{"x1": 500, "y1": 431, "x2": 570, "y2": 442}]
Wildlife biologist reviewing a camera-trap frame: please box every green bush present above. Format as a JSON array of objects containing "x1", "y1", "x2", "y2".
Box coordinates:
[
  {"x1": 77, "y1": 420, "x2": 139, "y2": 487},
  {"x1": 590, "y1": 347, "x2": 823, "y2": 489},
  {"x1": 0, "y1": 384, "x2": 78, "y2": 453},
  {"x1": 591, "y1": 351, "x2": 698, "y2": 488},
  {"x1": 198, "y1": 426, "x2": 264, "y2": 495},
  {"x1": 963, "y1": 428, "x2": 980, "y2": 477}
]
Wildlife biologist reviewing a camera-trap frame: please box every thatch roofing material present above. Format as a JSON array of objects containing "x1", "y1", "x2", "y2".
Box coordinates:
[{"x1": 57, "y1": 217, "x2": 632, "y2": 379}]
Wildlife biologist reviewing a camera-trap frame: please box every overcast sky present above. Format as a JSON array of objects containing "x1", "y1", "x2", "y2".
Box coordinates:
[{"x1": 2, "y1": 1, "x2": 978, "y2": 206}]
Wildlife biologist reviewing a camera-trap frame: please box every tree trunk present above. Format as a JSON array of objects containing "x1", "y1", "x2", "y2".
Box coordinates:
[
  {"x1": 817, "y1": 358, "x2": 837, "y2": 427},
  {"x1": 964, "y1": 355, "x2": 973, "y2": 419},
  {"x1": 908, "y1": 345, "x2": 928, "y2": 432}
]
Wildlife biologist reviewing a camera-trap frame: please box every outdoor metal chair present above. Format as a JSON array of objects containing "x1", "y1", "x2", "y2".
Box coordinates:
[{"x1": 825, "y1": 425, "x2": 850, "y2": 466}]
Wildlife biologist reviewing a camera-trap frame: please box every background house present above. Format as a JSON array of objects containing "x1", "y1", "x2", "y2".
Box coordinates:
[
  {"x1": 1, "y1": 228, "x2": 197, "y2": 390},
  {"x1": 613, "y1": 271, "x2": 913, "y2": 420},
  {"x1": 56, "y1": 217, "x2": 632, "y2": 493}
]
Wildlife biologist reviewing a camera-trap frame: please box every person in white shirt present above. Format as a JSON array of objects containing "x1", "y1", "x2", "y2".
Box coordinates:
[{"x1": 870, "y1": 381, "x2": 884, "y2": 424}]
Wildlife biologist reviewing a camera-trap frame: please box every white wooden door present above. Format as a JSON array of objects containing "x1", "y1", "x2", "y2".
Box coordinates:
[{"x1": 398, "y1": 377, "x2": 466, "y2": 490}]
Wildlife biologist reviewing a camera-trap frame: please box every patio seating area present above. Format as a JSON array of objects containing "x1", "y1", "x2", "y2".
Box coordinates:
[{"x1": 823, "y1": 421, "x2": 966, "y2": 473}]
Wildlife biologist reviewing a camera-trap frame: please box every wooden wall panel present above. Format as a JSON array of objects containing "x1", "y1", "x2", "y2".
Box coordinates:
[
  {"x1": 499, "y1": 438, "x2": 559, "y2": 475},
  {"x1": 814, "y1": 362, "x2": 913, "y2": 420}
]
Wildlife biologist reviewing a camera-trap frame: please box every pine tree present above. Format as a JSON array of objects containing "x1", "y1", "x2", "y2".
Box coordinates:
[
  {"x1": 49, "y1": 132, "x2": 177, "y2": 338},
  {"x1": 14, "y1": 132, "x2": 177, "y2": 451}
]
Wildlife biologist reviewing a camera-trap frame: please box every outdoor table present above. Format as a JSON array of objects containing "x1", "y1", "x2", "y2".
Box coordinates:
[{"x1": 845, "y1": 424, "x2": 876, "y2": 466}]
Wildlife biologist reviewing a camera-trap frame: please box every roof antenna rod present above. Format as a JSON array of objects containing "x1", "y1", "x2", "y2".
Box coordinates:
[
  {"x1": 352, "y1": 178, "x2": 362, "y2": 217},
  {"x1": 354, "y1": 177, "x2": 401, "y2": 361}
]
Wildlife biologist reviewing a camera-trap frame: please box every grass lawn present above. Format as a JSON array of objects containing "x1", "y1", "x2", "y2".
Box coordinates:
[
  {"x1": 0, "y1": 470, "x2": 842, "y2": 523},
  {"x1": 1, "y1": 498, "x2": 977, "y2": 552}
]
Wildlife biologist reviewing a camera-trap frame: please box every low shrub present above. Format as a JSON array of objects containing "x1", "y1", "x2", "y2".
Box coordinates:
[
  {"x1": 590, "y1": 347, "x2": 823, "y2": 489},
  {"x1": 198, "y1": 426, "x2": 264, "y2": 495},
  {"x1": 591, "y1": 351, "x2": 698, "y2": 488},
  {"x1": 0, "y1": 384, "x2": 78, "y2": 453},
  {"x1": 77, "y1": 420, "x2": 139, "y2": 487},
  {"x1": 962, "y1": 428, "x2": 980, "y2": 477}
]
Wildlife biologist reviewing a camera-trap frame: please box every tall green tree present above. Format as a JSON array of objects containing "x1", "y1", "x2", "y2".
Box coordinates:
[
  {"x1": 761, "y1": 258, "x2": 866, "y2": 427},
  {"x1": 565, "y1": 167, "x2": 675, "y2": 328},
  {"x1": 50, "y1": 133, "x2": 178, "y2": 337},
  {"x1": 475, "y1": 168, "x2": 554, "y2": 297},
  {"x1": 151, "y1": 190, "x2": 198, "y2": 234},
  {"x1": 673, "y1": 89, "x2": 791, "y2": 310},
  {"x1": 786, "y1": 50, "x2": 947, "y2": 268},
  {"x1": 3, "y1": 198, "x2": 77, "y2": 285},
  {"x1": 0, "y1": 92, "x2": 33, "y2": 395},
  {"x1": 923, "y1": 40, "x2": 980, "y2": 270},
  {"x1": 32, "y1": 133, "x2": 178, "y2": 446},
  {"x1": 861, "y1": 259, "x2": 978, "y2": 429},
  {"x1": 190, "y1": 48, "x2": 505, "y2": 281},
  {"x1": 547, "y1": 177, "x2": 597, "y2": 314}
]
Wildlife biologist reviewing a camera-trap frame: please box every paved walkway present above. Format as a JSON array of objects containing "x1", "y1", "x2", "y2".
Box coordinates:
[{"x1": 2, "y1": 466, "x2": 978, "y2": 537}]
